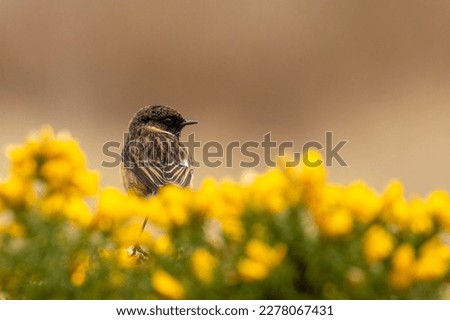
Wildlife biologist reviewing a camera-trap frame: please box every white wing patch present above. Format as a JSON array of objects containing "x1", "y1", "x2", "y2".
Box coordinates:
[{"x1": 180, "y1": 159, "x2": 189, "y2": 167}]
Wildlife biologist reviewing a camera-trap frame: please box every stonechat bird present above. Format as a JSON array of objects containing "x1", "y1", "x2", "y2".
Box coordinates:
[
  {"x1": 121, "y1": 105, "x2": 197, "y2": 196},
  {"x1": 121, "y1": 105, "x2": 197, "y2": 255}
]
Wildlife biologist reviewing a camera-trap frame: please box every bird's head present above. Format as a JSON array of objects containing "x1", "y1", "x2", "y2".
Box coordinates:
[{"x1": 128, "y1": 105, "x2": 198, "y2": 135}]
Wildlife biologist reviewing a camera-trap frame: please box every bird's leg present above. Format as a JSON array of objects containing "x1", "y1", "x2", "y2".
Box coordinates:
[
  {"x1": 129, "y1": 217, "x2": 150, "y2": 261},
  {"x1": 140, "y1": 217, "x2": 149, "y2": 234}
]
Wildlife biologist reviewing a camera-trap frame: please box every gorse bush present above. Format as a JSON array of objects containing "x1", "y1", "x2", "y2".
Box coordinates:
[{"x1": 0, "y1": 127, "x2": 449, "y2": 299}]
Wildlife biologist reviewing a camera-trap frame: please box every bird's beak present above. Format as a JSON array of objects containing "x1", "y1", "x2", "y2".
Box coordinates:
[{"x1": 182, "y1": 119, "x2": 198, "y2": 127}]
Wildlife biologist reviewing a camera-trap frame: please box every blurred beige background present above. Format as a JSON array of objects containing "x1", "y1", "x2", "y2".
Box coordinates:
[{"x1": 1, "y1": 0, "x2": 450, "y2": 195}]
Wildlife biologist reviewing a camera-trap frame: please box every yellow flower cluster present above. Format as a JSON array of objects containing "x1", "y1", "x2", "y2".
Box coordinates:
[
  {"x1": 389, "y1": 237, "x2": 450, "y2": 290},
  {"x1": 0, "y1": 127, "x2": 98, "y2": 226},
  {"x1": 237, "y1": 239, "x2": 287, "y2": 282},
  {"x1": 299, "y1": 171, "x2": 450, "y2": 289},
  {"x1": 1, "y1": 127, "x2": 450, "y2": 299}
]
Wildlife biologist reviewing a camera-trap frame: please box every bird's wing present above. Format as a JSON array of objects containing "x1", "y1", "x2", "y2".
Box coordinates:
[
  {"x1": 163, "y1": 153, "x2": 194, "y2": 188},
  {"x1": 122, "y1": 141, "x2": 163, "y2": 195},
  {"x1": 136, "y1": 155, "x2": 193, "y2": 190},
  {"x1": 122, "y1": 132, "x2": 193, "y2": 195}
]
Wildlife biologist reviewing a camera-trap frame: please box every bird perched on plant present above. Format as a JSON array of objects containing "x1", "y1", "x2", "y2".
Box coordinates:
[{"x1": 121, "y1": 105, "x2": 198, "y2": 255}]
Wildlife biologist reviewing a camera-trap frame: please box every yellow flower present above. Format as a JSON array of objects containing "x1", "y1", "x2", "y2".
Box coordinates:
[
  {"x1": 380, "y1": 181, "x2": 433, "y2": 234},
  {"x1": 39, "y1": 193, "x2": 67, "y2": 217},
  {"x1": 363, "y1": 225, "x2": 394, "y2": 263},
  {"x1": 7, "y1": 144, "x2": 37, "y2": 179},
  {"x1": 343, "y1": 182, "x2": 381, "y2": 224},
  {"x1": 95, "y1": 187, "x2": 135, "y2": 231},
  {"x1": 0, "y1": 176, "x2": 35, "y2": 209},
  {"x1": 237, "y1": 240, "x2": 286, "y2": 282},
  {"x1": 143, "y1": 197, "x2": 170, "y2": 229},
  {"x1": 237, "y1": 258, "x2": 269, "y2": 282},
  {"x1": 192, "y1": 177, "x2": 219, "y2": 216},
  {"x1": 305, "y1": 184, "x2": 354, "y2": 237},
  {"x1": 41, "y1": 139, "x2": 86, "y2": 170},
  {"x1": 249, "y1": 168, "x2": 289, "y2": 214},
  {"x1": 114, "y1": 221, "x2": 153, "y2": 247},
  {"x1": 152, "y1": 269, "x2": 185, "y2": 299},
  {"x1": 158, "y1": 185, "x2": 192, "y2": 227},
  {"x1": 407, "y1": 197, "x2": 433, "y2": 234},
  {"x1": 194, "y1": 179, "x2": 246, "y2": 229},
  {"x1": 191, "y1": 248, "x2": 217, "y2": 284},
  {"x1": 414, "y1": 237, "x2": 450, "y2": 281},
  {"x1": 300, "y1": 151, "x2": 326, "y2": 182},
  {"x1": 316, "y1": 208, "x2": 353, "y2": 238},
  {"x1": 218, "y1": 180, "x2": 246, "y2": 215},
  {"x1": 40, "y1": 159, "x2": 74, "y2": 187},
  {"x1": 70, "y1": 255, "x2": 90, "y2": 287},
  {"x1": 309, "y1": 184, "x2": 343, "y2": 213},
  {"x1": 63, "y1": 197, "x2": 93, "y2": 227},
  {"x1": 392, "y1": 244, "x2": 416, "y2": 271},
  {"x1": 153, "y1": 234, "x2": 173, "y2": 255},
  {"x1": 220, "y1": 217, "x2": 245, "y2": 242},
  {"x1": 39, "y1": 191, "x2": 94, "y2": 226},
  {"x1": 389, "y1": 199, "x2": 409, "y2": 228},
  {"x1": 427, "y1": 190, "x2": 450, "y2": 231},
  {"x1": 276, "y1": 155, "x2": 303, "y2": 205},
  {"x1": 245, "y1": 239, "x2": 287, "y2": 268},
  {"x1": 383, "y1": 180, "x2": 404, "y2": 207},
  {"x1": 382, "y1": 180, "x2": 409, "y2": 227},
  {"x1": 299, "y1": 151, "x2": 326, "y2": 205},
  {"x1": 70, "y1": 270, "x2": 86, "y2": 287},
  {"x1": 115, "y1": 247, "x2": 139, "y2": 268},
  {"x1": 388, "y1": 244, "x2": 415, "y2": 290},
  {"x1": 73, "y1": 170, "x2": 100, "y2": 197},
  {"x1": 193, "y1": 178, "x2": 247, "y2": 241},
  {"x1": 0, "y1": 221, "x2": 25, "y2": 238}
]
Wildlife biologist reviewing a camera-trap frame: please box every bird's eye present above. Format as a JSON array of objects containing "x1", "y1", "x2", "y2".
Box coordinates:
[{"x1": 164, "y1": 117, "x2": 173, "y2": 124}]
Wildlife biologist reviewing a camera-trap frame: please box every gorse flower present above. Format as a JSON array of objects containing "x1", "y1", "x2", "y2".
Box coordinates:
[
  {"x1": 70, "y1": 255, "x2": 90, "y2": 287},
  {"x1": 152, "y1": 269, "x2": 185, "y2": 299},
  {"x1": 343, "y1": 181, "x2": 381, "y2": 224},
  {"x1": 427, "y1": 190, "x2": 450, "y2": 231},
  {"x1": 0, "y1": 127, "x2": 449, "y2": 299},
  {"x1": 389, "y1": 243, "x2": 415, "y2": 290},
  {"x1": 414, "y1": 237, "x2": 450, "y2": 281},
  {"x1": 248, "y1": 168, "x2": 290, "y2": 214},
  {"x1": 0, "y1": 127, "x2": 98, "y2": 223},
  {"x1": 191, "y1": 248, "x2": 217, "y2": 284},
  {"x1": 363, "y1": 225, "x2": 394, "y2": 263},
  {"x1": 0, "y1": 176, "x2": 35, "y2": 209}
]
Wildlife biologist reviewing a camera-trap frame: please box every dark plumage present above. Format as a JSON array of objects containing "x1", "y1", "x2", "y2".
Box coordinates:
[
  {"x1": 121, "y1": 105, "x2": 198, "y2": 257},
  {"x1": 121, "y1": 105, "x2": 198, "y2": 197}
]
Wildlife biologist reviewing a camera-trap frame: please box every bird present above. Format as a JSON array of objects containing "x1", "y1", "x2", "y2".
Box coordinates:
[{"x1": 121, "y1": 105, "x2": 198, "y2": 256}]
